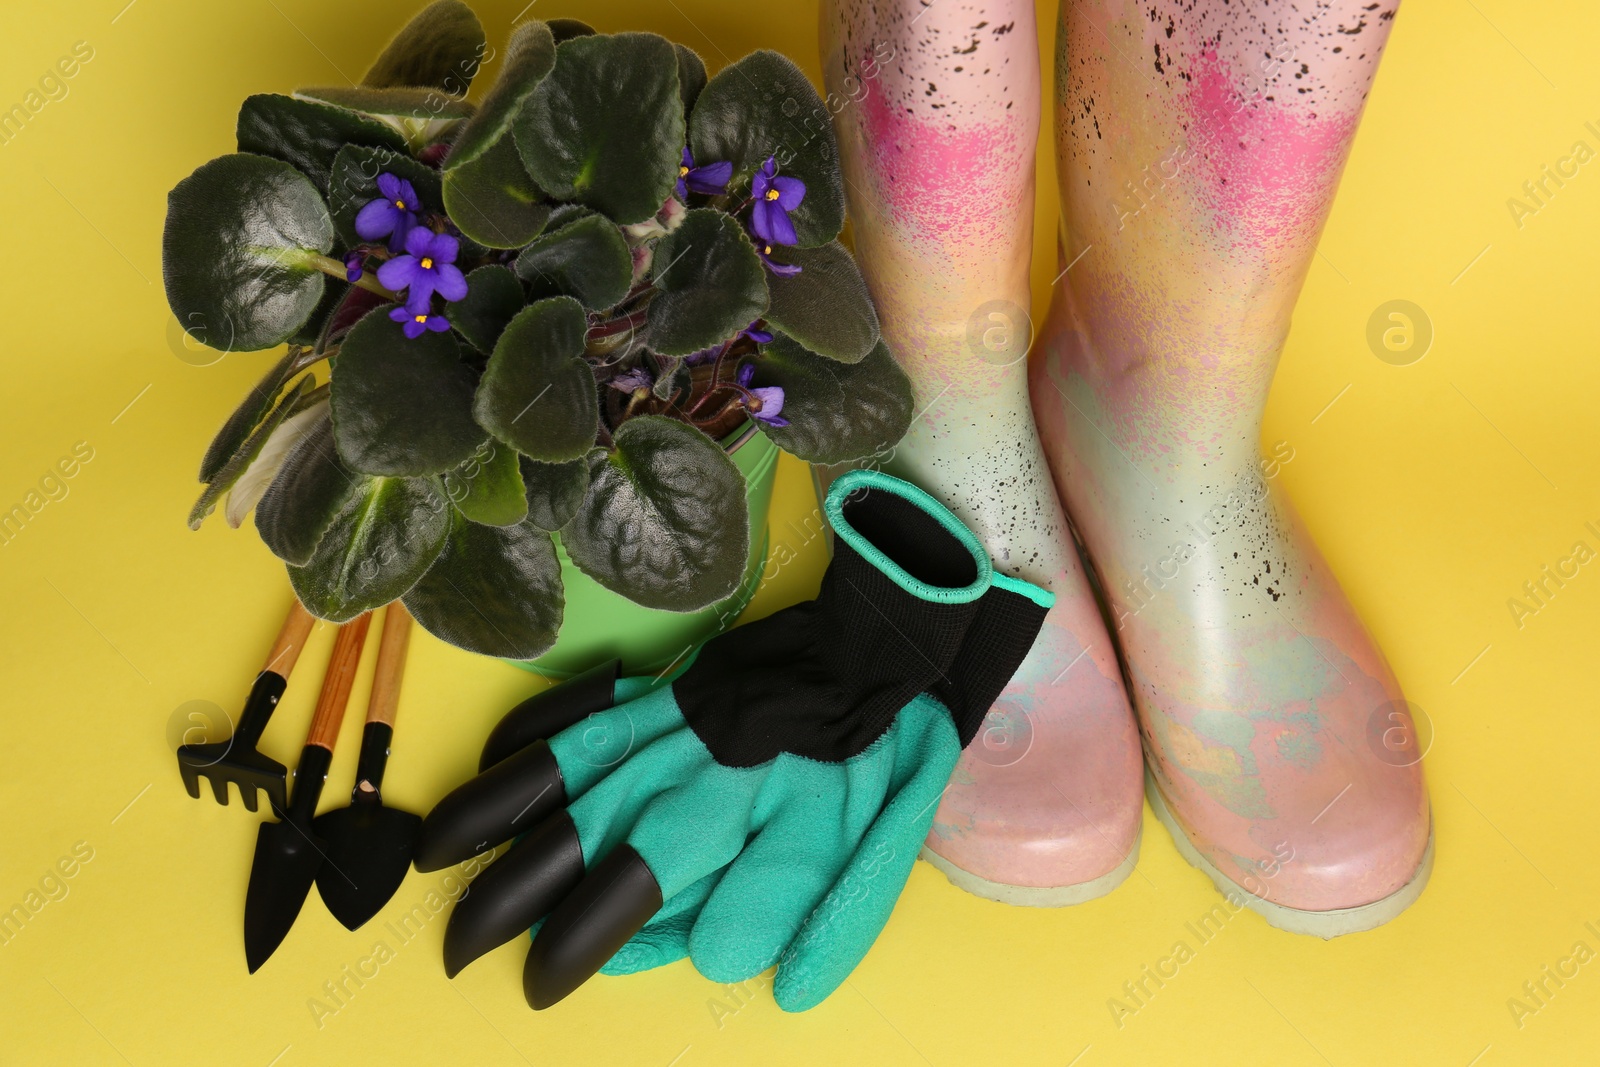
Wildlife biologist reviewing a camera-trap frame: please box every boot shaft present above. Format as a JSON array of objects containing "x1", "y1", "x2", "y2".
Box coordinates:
[{"x1": 1048, "y1": 0, "x2": 1399, "y2": 461}]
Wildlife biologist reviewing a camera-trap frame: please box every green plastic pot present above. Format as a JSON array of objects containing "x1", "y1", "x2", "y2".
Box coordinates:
[{"x1": 507, "y1": 423, "x2": 779, "y2": 679}]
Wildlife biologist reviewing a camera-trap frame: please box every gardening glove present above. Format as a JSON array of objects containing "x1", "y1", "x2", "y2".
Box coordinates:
[{"x1": 413, "y1": 469, "x2": 1054, "y2": 1011}]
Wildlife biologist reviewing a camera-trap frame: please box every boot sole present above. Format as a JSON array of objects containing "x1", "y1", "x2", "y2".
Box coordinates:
[
  {"x1": 1144, "y1": 768, "x2": 1434, "y2": 937},
  {"x1": 919, "y1": 829, "x2": 1142, "y2": 907}
]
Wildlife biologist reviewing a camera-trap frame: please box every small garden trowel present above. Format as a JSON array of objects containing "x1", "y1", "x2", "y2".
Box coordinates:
[
  {"x1": 314, "y1": 604, "x2": 422, "y2": 931},
  {"x1": 243, "y1": 612, "x2": 371, "y2": 972}
]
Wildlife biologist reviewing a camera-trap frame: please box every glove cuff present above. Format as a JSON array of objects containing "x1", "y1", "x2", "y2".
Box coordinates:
[
  {"x1": 820, "y1": 470, "x2": 993, "y2": 608},
  {"x1": 812, "y1": 470, "x2": 995, "y2": 694},
  {"x1": 675, "y1": 471, "x2": 996, "y2": 766},
  {"x1": 826, "y1": 471, "x2": 1056, "y2": 749}
]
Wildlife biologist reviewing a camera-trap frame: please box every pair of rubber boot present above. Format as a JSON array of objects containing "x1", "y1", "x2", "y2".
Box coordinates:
[{"x1": 818, "y1": 0, "x2": 1431, "y2": 935}]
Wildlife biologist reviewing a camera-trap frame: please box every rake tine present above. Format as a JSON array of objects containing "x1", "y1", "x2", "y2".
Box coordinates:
[{"x1": 177, "y1": 599, "x2": 316, "y2": 810}]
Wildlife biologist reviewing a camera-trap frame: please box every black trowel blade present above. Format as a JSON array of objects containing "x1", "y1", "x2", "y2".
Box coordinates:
[
  {"x1": 313, "y1": 801, "x2": 422, "y2": 931},
  {"x1": 243, "y1": 816, "x2": 325, "y2": 972}
]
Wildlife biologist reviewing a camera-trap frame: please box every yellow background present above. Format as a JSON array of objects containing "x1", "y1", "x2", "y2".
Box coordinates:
[{"x1": 2, "y1": 1, "x2": 1597, "y2": 1063}]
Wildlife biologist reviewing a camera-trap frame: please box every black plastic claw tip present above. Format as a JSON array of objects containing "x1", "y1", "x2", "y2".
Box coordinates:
[
  {"x1": 523, "y1": 844, "x2": 663, "y2": 1010},
  {"x1": 414, "y1": 741, "x2": 566, "y2": 873},
  {"x1": 480, "y1": 659, "x2": 621, "y2": 771},
  {"x1": 442, "y1": 811, "x2": 586, "y2": 978}
]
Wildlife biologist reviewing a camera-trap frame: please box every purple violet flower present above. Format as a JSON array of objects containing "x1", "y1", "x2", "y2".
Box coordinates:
[
  {"x1": 684, "y1": 322, "x2": 772, "y2": 366},
  {"x1": 377, "y1": 228, "x2": 468, "y2": 307},
  {"x1": 389, "y1": 299, "x2": 450, "y2": 340},
  {"x1": 737, "y1": 362, "x2": 788, "y2": 427},
  {"x1": 750, "y1": 155, "x2": 805, "y2": 247},
  {"x1": 355, "y1": 173, "x2": 422, "y2": 252},
  {"x1": 344, "y1": 251, "x2": 365, "y2": 282},
  {"x1": 755, "y1": 240, "x2": 803, "y2": 277},
  {"x1": 677, "y1": 147, "x2": 733, "y2": 199},
  {"x1": 611, "y1": 367, "x2": 654, "y2": 393}
]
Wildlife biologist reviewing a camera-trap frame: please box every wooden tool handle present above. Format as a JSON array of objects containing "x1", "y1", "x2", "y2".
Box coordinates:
[
  {"x1": 366, "y1": 604, "x2": 413, "y2": 727},
  {"x1": 262, "y1": 599, "x2": 317, "y2": 677},
  {"x1": 304, "y1": 613, "x2": 372, "y2": 751}
]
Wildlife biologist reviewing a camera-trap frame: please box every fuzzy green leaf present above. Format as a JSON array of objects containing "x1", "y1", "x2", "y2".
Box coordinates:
[
  {"x1": 442, "y1": 136, "x2": 550, "y2": 249},
  {"x1": 332, "y1": 309, "x2": 486, "y2": 476},
  {"x1": 451, "y1": 264, "x2": 525, "y2": 352},
  {"x1": 675, "y1": 45, "x2": 706, "y2": 113},
  {"x1": 520, "y1": 455, "x2": 590, "y2": 532},
  {"x1": 403, "y1": 511, "x2": 563, "y2": 659},
  {"x1": 651, "y1": 354, "x2": 685, "y2": 400},
  {"x1": 444, "y1": 20, "x2": 556, "y2": 170},
  {"x1": 646, "y1": 208, "x2": 767, "y2": 356},
  {"x1": 255, "y1": 407, "x2": 364, "y2": 565},
  {"x1": 295, "y1": 86, "x2": 473, "y2": 120},
  {"x1": 163, "y1": 153, "x2": 335, "y2": 352},
  {"x1": 689, "y1": 50, "x2": 845, "y2": 246},
  {"x1": 441, "y1": 440, "x2": 528, "y2": 527},
  {"x1": 749, "y1": 334, "x2": 912, "y2": 464},
  {"x1": 513, "y1": 32, "x2": 683, "y2": 224},
  {"x1": 362, "y1": 0, "x2": 486, "y2": 93},
  {"x1": 547, "y1": 18, "x2": 595, "y2": 43},
  {"x1": 289, "y1": 88, "x2": 468, "y2": 157},
  {"x1": 288, "y1": 476, "x2": 451, "y2": 621},
  {"x1": 515, "y1": 214, "x2": 632, "y2": 311},
  {"x1": 563, "y1": 416, "x2": 747, "y2": 610},
  {"x1": 474, "y1": 297, "x2": 598, "y2": 462},
  {"x1": 236, "y1": 94, "x2": 406, "y2": 195},
  {"x1": 545, "y1": 203, "x2": 596, "y2": 229},
  {"x1": 761, "y1": 241, "x2": 879, "y2": 363}
]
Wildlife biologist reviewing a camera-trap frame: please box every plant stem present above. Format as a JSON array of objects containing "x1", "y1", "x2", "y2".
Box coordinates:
[
  {"x1": 589, "y1": 308, "x2": 649, "y2": 339},
  {"x1": 290, "y1": 344, "x2": 337, "y2": 374},
  {"x1": 694, "y1": 394, "x2": 747, "y2": 428},
  {"x1": 683, "y1": 339, "x2": 739, "y2": 417},
  {"x1": 687, "y1": 382, "x2": 735, "y2": 418},
  {"x1": 309, "y1": 254, "x2": 399, "y2": 300},
  {"x1": 709, "y1": 339, "x2": 738, "y2": 388}
]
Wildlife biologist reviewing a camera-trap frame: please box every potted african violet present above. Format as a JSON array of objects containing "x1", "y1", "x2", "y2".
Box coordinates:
[{"x1": 165, "y1": 1, "x2": 912, "y2": 669}]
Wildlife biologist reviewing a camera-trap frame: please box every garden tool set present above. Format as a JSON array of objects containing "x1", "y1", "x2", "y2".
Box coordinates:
[{"x1": 175, "y1": 602, "x2": 419, "y2": 971}]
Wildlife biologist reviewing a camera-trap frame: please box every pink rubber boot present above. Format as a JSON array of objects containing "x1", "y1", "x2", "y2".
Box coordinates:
[
  {"x1": 1031, "y1": 0, "x2": 1432, "y2": 934},
  {"x1": 820, "y1": 0, "x2": 1143, "y2": 904}
]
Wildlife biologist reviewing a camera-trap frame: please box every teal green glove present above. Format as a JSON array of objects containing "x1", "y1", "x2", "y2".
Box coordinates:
[
  {"x1": 416, "y1": 470, "x2": 1054, "y2": 1011},
  {"x1": 548, "y1": 681, "x2": 963, "y2": 1006}
]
